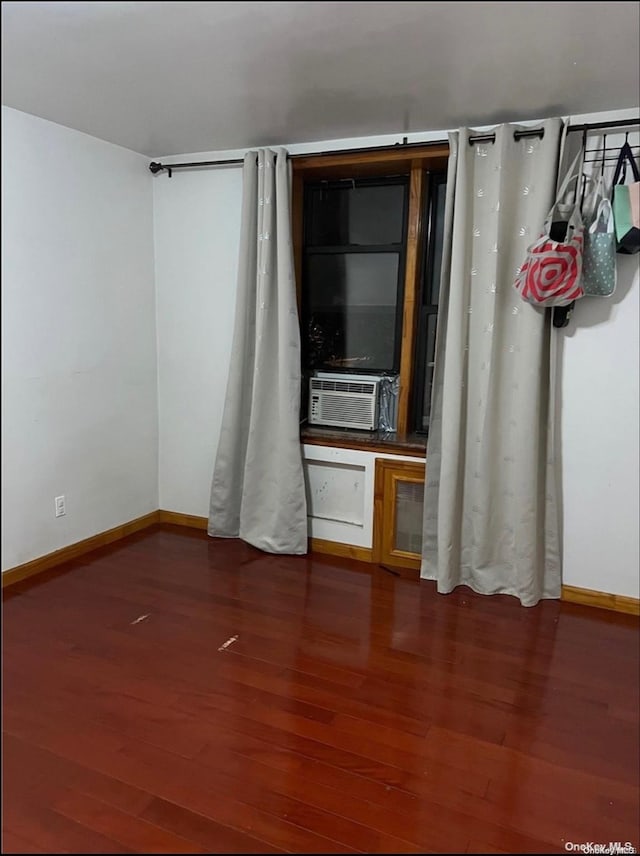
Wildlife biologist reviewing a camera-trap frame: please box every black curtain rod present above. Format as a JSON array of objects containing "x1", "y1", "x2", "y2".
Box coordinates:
[
  {"x1": 149, "y1": 117, "x2": 639, "y2": 176},
  {"x1": 467, "y1": 128, "x2": 545, "y2": 145},
  {"x1": 584, "y1": 144, "x2": 639, "y2": 154},
  {"x1": 566, "y1": 117, "x2": 639, "y2": 134},
  {"x1": 148, "y1": 137, "x2": 446, "y2": 177},
  {"x1": 466, "y1": 117, "x2": 639, "y2": 147},
  {"x1": 584, "y1": 155, "x2": 639, "y2": 164},
  {"x1": 149, "y1": 157, "x2": 244, "y2": 176}
]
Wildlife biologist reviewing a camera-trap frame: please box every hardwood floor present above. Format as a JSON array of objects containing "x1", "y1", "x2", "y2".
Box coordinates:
[{"x1": 3, "y1": 525, "x2": 639, "y2": 854}]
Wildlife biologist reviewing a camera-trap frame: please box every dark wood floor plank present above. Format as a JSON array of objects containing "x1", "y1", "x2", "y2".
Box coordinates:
[
  {"x1": 52, "y1": 789, "x2": 207, "y2": 854},
  {"x1": 3, "y1": 790, "x2": 134, "y2": 854},
  {"x1": 3, "y1": 666, "x2": 212, "y2": 761},
  {"x1": 3, "y1": 526, "x2": 639, "y2": 854},
  {"x1": 1, "y1": 829, "x2": 47, "y2": 854},
  {"x1": 194, "y1": 733, "x2": 482, "y2": 852},
  {"x1": 3, "y1": 712, "x2": 363, "y2": 854},
  {"x1": 139, "y1": 798, "x2": 288, "y2": 855},
  {"x1": 119, "y1": 737, "x2": 412, "y2": 853},
  {"x1": 3, "y1": 732, "x2": 154, "y2": 816},
  {"x1": 147, "y1": 739, "x2": 433, "y2": 853},
  {"x1": 466, "y1": 841, "x2": 511, "y2": 854}
]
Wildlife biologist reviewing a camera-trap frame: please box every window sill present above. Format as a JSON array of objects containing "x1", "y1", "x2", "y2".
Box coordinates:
[{"x1": 301, "y1": 425, "x2": 426, "y2": 457}]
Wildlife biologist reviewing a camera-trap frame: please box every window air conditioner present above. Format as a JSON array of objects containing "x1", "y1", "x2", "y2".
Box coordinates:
[{"x1": 308, "y1": 373, "x2": 382, "y2": 431}]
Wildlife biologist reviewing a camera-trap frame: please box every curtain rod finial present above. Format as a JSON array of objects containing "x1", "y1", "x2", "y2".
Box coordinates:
[{"x1": 149, "y1": 161, "x2": 172, "y2": 178}]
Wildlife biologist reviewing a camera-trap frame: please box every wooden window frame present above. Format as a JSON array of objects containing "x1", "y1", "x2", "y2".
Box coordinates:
[{"x1": 292, "y1": 144, "x2": 448, "y2": 440}]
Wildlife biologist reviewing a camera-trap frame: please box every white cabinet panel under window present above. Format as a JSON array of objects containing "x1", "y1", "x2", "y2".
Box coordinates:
[{"x1": 305, "y1": 459, "x2": 365, "y2": 526}]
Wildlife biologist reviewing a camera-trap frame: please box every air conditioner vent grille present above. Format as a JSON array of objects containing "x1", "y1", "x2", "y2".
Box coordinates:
[
  {"x1": 320, "y1": 395, "x2": 374, "y2": 424},
  {"x1": 310, "y1": 379, "x2": 376, "y2": 395}
]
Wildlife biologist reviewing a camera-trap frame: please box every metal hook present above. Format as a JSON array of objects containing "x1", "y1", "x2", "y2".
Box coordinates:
[
  {"x1": 579, "y1": 171, "x2": 588, "y2": 214},
  {"x1": 601, "y1": 134, "x2": 607, "y2": 177},
  {"x1": 578, "y1": 128, "x2": 588, "y2": 206},
  {"x1": 621, "y1": 135, "x2": 628, "y2": 183}
]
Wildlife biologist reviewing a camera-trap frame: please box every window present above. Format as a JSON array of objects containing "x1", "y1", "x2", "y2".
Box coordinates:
[
  {"x1": 292, "y1": 144, "x2": 449, "y2": 438},
  {"x1": 302, "y1": 177, "x2": 409, "y2": 374}
]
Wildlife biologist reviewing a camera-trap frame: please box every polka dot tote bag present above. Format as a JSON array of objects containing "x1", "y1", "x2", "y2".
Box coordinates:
[{"x1": 583, "y1": 196, "x2": 616, "y2": 297}]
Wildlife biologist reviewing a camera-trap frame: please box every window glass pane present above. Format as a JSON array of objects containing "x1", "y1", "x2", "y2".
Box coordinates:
[
  {"x1": 304, "y1": 252, "x2": 400, "y2": 371},
  {"x1": 426, "y1": 179, "x2": 447, "y2": 305},
  {"x1": 307, "y1": 253, "x2": 399, "y2": 307},
  {"x1": 421, "y1": 314, "x2": 438, "y2": 430},
  {"x1": 307, "y1": 183, "x2": 406, "y2": 246},
  {"x1": 394, "y1": 480, "x2": 424, "y2": 554}
]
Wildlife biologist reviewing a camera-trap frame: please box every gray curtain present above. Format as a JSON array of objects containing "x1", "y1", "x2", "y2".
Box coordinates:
[
  {"x1": 208, "y1": 148, "x2": 308, "y2": 554},
  {"x1": 421, "y1": 120, "x2": 562, "y2": 606}
]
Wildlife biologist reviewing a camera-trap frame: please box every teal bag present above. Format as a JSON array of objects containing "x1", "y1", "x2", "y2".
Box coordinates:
[
  {"x1": 611, "y1": 142, "x2": 640, "y2": 255},
  {"x1": 583, "y1": 197, "x2": 617, "y2": 297}
]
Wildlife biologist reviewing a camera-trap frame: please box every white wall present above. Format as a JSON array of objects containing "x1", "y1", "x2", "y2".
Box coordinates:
[
  {"x1": 153, "y1": 166, "x2": 242, "y2": 516},
  {"x1": 557, "y1": 112, "x2": 639, "y2": 599},
  {"x1": 152, "y1": 110, "x2": 639, "y2": 598},
  {"x1": 1, "y1": 107, "x2": 158, "y2": 571},
  {"x1": 560, "y1": 252, "x2": 639, "y2": 598}
]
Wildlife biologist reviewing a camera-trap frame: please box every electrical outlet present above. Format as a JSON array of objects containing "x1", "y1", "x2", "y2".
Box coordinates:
[{"x1": 55, "y1": 495, "x2": 66, "y2": 517}]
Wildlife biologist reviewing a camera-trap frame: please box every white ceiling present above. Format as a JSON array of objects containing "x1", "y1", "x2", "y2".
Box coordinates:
[{"x1": 2, "y1": 1, "x2": 639, "y2": 157}]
